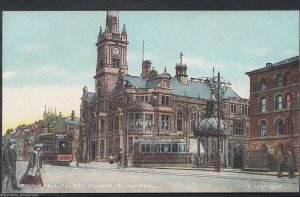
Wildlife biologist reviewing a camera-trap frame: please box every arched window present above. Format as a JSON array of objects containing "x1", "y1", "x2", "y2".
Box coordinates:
[
  {"x1": 190, "y1": 111, "x2": 197, "y2": 132},
  {"x1": 177, "y1": 109, "x2": 183, "y2": 131},
  {"x1": 260, "y1": 78, "x2": 266, "y2": 91},
  {"x1": 276, "y1": 119, "x2": 284, "y2": 135},
  {"x1": 259, "y1": 120, "x2": 266, "y2": 137},
  {"x1": 276, "y1": 74, "x2": 284, "y2": 88},
  {"x1": 285, "y1": 118, "x2": 290, "y2": 135},
  {"x1": 275, "y1": 94, "x2": 283, "y2": 110},
  {"x1": 260, "y1": 97, "x2": 266, "y2": 113}
]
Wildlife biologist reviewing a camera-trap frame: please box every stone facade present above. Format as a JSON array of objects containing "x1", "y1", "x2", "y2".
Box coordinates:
[
  {"x1": 223, "y1": 98, "x2": 250, "y2": 168},
  {"x1": 80, "y1": 11, "x2": 249, "y2": 167},
  {"x1": 246, "y1": 56, "x2": 300, "y2": 170}
]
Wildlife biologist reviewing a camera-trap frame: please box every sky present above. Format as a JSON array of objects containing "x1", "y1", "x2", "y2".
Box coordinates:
[{"x1": 2, "y1": 11, "x2": 299, "y2": 134}]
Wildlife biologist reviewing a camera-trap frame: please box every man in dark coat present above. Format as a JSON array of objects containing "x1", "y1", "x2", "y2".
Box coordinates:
[
  {"x1": 2, "y1": 141, "x2": 21, "y2": 190},
  {"x1": 287, "y1": 150, "x2": 296, "y2": 178},
  {"x1": 75, "y1": 149, "x2": 82, "y2": 167}
]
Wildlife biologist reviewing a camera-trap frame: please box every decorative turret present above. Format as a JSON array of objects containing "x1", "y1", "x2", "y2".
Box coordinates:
[
  {"x1": 175, "y1": 52, "x2": 188, "y2": 84},
  {"x1": 141, "y1": 60, "x2": 152, "y2": 78},
  {"x1": 122, "y1": 24, "x2": 127, "y2": 35},
  {"x1": 71, "y1": 110, "x2": 75, "y2": 121},
  {"x1": 43, "y1": 105, "x2": 47, "y2": 119}
]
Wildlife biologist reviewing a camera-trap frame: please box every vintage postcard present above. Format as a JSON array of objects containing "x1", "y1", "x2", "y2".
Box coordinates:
[{"x1": 2, "y1": 10, "x2": 299, "y2": 194}]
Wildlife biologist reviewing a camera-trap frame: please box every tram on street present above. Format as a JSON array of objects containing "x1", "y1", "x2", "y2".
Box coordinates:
[{"x1": 38, "y1": 133, "x2": 73, "y2": 166}]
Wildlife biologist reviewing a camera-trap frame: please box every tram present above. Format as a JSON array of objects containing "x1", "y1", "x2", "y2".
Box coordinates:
[{"x1": 38, "y1": 133, "x2": 73, "y2": 166}]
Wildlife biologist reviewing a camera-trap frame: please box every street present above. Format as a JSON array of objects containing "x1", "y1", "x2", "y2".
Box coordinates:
[{"x1": 3, "y1": 161, "x2": 299, "y2": 193}]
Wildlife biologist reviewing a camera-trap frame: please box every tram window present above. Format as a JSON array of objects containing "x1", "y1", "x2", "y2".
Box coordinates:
[
  {"x1": 151, "y1": 144, "x2": 160, "y2": 153},
  {"x1": 172, "y1": 144, "x2": 178, "y2": 152},
  {"x1": 178, "y1": 144, "x2": 186, "y2": 152},
  {"x1": 59, "y1": 141, "x2": 68, "y2": 153},
  {"x1": 161, "y1": 144, "x2": 171, "y2": 153}
]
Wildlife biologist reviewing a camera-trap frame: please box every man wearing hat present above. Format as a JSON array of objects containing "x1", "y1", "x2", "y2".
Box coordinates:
[
  {"x1": 75, "y1": 149, "x2": 82, "y2": 167},
  {"x1": 2, "y1": 140, "x2": 21, "y2": 191}
]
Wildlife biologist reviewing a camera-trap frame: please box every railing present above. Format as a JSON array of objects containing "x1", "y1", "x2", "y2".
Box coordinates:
[
  {"x1": 133, "y1": 152, "x2": 192, "y2": 165},
  {"x1": 244, "y1": 150, "x2": 269, "y2": 170}
]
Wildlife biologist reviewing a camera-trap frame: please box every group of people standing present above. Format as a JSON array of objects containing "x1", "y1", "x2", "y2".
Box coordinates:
[
  {"x1": 2, "y1": 141, "x2": 43, "y2": 191},
  {"x1": 276, "y1": 149, "x2": 296, "y2": 178}
]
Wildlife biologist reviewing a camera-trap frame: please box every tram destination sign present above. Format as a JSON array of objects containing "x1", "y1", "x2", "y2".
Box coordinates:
[{"x1": 39, "y1": 133, "x2": 55, "y2": 141}]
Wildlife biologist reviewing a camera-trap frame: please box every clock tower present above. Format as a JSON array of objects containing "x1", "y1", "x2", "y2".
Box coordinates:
[{"x1": 95, "y1": 11, "x2": 129, "y2": 98}]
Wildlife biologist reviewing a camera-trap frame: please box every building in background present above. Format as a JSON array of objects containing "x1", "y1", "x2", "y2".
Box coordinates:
[
  {"x1": 80, "y1": 11, "x2": 248, "y2": 167},
  {"x1": 246, "y1": 56, "x2": 299, "y2": 171},
  {"x1": 223, "y1": 98, "x2": 250, "y2": 169},
  {"x1": 4, "y1": 107, "x2": 80, "y2": 163}
]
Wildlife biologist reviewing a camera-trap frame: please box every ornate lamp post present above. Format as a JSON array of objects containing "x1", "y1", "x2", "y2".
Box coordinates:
[
  {"x1": 117, "y1": 95, "x2": 134, "y2": 167},
  {"x1": 210, "y1": 71, "x2": 231, "y2": 172},
  {"x1": 152, "y1": 88, "x2": 160, "y2": 135},
  {"x1": 182, "y1": 104, "x2": 192, "y2": 153}
]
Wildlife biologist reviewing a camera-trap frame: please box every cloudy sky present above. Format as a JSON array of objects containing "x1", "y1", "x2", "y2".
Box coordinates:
[{"x1": 3, "y1": 11, "x2": 299, "y2": 133}]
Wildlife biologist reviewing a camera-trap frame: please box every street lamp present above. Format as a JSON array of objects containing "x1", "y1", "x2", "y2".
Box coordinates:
[
  {"x1": 182, "y1": 104, "x2": 192, "y2": 153},
  {"x1": 117, "y1": 95, "x2": 134, "y2": 167},
  {"x1": 181, "y1": 104, "x2": 193, "y2": 165},
  {"x1": 152, "y1": 88, "x2": 160, "y2": 135},
  {"x1": 210, "y1": 71, "x2": 231, "y2": 172}
]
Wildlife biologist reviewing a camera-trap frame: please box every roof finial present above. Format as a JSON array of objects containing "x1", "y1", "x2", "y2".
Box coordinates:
[
  {"x1": 180, "y1": 52, "x2": 183, "y2": 64},
  {"x1": 122, "y1": 24, "x2": 127, "y2": 35},
  {"x1": 99, "y1": 25, "x2": 102, "y2": 35}
]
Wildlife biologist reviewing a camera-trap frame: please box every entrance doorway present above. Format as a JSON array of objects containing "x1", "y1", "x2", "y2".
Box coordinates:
[
  {"x1": 233, "y1": 144, "x2": 244, "y2": 168},
  {"x1": 91, "y1": 141, "x2": 96, "y2": 161}
]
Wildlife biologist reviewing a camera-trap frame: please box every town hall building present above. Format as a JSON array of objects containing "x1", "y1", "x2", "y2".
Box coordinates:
[{"x1": 79, "y1": 11, "x2": 249, "y2": 167}]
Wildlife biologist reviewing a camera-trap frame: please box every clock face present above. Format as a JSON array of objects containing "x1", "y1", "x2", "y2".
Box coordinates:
[{"x1": 112, "y1": 47, "x2": 120, "y2": 55}]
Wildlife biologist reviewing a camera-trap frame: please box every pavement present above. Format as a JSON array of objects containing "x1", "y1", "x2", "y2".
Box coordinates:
[
  {"x1": 73, "y1": 161, "x2": 300, "y2": 177},
  {"x1": 3, "y1": 161, "x2": 298, "y2": 193}
]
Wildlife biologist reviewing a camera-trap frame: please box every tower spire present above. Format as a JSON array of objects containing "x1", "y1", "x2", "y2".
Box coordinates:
[
  {"x1": 142, "y1": 40, "x2": 145, "y2": 62},
  {"x1": 106, "y1": 11, "x2": 119, "y2": 33},
  {"x1": 122, "y1": 24, "x2": 127, "y2": 35}
]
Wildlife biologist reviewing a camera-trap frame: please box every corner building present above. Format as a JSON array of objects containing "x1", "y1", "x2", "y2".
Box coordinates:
[
  {"x1": 246, "y1": 56, "x2": 300, "y2": 170},
  {"x1": 80, "y1": 11, "x2": 247, "y2": 167}
]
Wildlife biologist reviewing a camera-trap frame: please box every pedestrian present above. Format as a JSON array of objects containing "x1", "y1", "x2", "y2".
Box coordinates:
[
  {"x1": 117, "y1": 151, "x2": 123, "y2": 168},
  {"x1": 109, "y1": 154, "x2": 114, "y2": 164},
  {"x1": 287, "y1": 150, "x2": 296, "y2": 178},
  {"x1": 75, "y1": 149, "x2": 82, "y2": 167},
  {"x1": 2, "y1": 140, "x2": 21, "y2": 191},
  {"x1": 19, "y1": 144, "x2": 43, "y2": 187},
  {"x1": 276, "y1": 150, "x2": 285, "y2": 178}
]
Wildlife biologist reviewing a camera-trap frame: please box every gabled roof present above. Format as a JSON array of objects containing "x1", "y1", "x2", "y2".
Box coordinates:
[{"x1": 82, "y1": 92, "x2": 96, "y2": 102}]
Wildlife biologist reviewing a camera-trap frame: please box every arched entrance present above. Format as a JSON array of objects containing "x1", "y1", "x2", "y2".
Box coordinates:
[
  {"x1": 100, "y1": 140, "x2": 105, "y2": 159},
  {"x1": 91, "y1": 141, "x2": 96, "y2": 161},
  {"x1": 233, "y1": 143, "x2": 244, "y2": 168}
]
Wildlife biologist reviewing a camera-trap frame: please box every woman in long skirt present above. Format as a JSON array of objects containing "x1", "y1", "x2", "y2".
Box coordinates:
[{"x1": 19, "y1": 144, "x2": 43, "y2": 187}]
